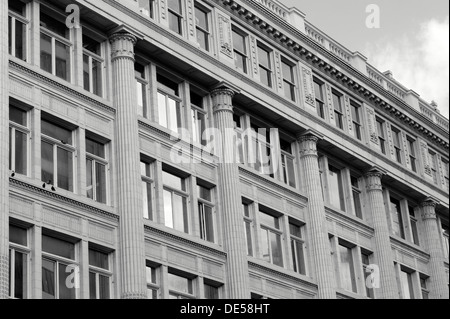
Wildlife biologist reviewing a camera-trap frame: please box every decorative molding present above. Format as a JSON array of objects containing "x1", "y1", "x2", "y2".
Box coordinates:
[
  {"x1": 301, "y1": 67, "x2": 315, "y2": 106},
  {"x1": 144, "y1": 225, "x2": 227, "y2": 257},
  {"x1": 325, "y1": 83, "x2": 334, "y2": 121},
  {"x1": 249, "y1": 35, "x2": 259, "y2": 76},
  {"x1": 420, "y1": 142, "x2": 432, "y2": 176},
  {"x1": 187, "y1": 0, "x2": 195, "y2": 38},
  {"x1": 217, "y1": 13, "x2": 233, "y2": 58},
  {"x1": 121, "y1": 292, "x2": 147, "y2": 299},
  {"x1": 274, "y1": 51, "x2": 282, "y2": 90},
  {"x1": 344, "y1": 95, "x2": 352, "y2": 133},
  {"x1": 9, "y1": 178, "x2": 119, "y2": 221},
  {"x1": 366, "y1": 106, "x2": 379, "y2": 145},
  {"x1": 9, "y1": 61, "x2": 115, "y2": 114}
]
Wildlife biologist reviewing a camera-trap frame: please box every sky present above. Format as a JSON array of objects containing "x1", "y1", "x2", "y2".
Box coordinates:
[{"x1": 278, "y1": 0, "x2": 450, "y2": 119}]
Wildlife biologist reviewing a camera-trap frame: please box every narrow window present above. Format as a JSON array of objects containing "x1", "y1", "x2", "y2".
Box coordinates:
[
  {"x1": 163, "y1": 170, "x2": 189, "y2": 233},
  {"x1": 332, "y1": 90, "x2": 344, "y2": 130},
  {"x1": 141, "y1": 160, "x2": 154, "y2": 220},
  {"x1": 82, "y1": 33, "x2": 103, "y2": 97},
  {"x1": 350, "y1": 100, "x2": 362, "y2": 140},
  {"x1": 391, "y1": 127, "x2": 402, "y2": 164},
  {"x1": 86, "y1": 137, "x2": 107, "y2": 204},
  {"x1": 408, "y1": 205, "x2": 419, "y2": 245},
  {"x1": 428, "y1": 150, "x2": 438, "y2": 184},
  {"x1": 420, "y1": 276, "x2": 429, "y2": 299},
  {"x1": 168, "y1": 271, "x2": 195, "y2": 299},
  {"x1": 259, "y1": 210, "x2": 283, "y2": 267},
  {"x1": 390, "y1": 197, "x2": 405, "y2": 239},
  {"x1": 328, "y1": 165, "x2": 345, "y2": 212},
  {"x1": 197, "y1": 183, "x2": 215, "y2": 243},
  {"x1": 89, "y1": 248, "x2": 111, "y2": 299},
  {"x1": 361, "y1": 252, "x2": 374, "y2": 298},
  {"x1": 9, "y1": 224, "x2": 29, "y2": 299},
  {"x1": 146, "y1": 263, "x2": 160, "y2": 299},
  {"x1": 232, "y1": 27, "x2": 248, "y2": 73},
  {"x1": 289, "y1": 221, "x2": 306, "y2": 275},
  {"x1": 138, "y1": 0, "x2": 155, "y2": 18},
  {"x1": 281, "y1": 59, "x2": 295, "y2": 102},
  {"x1": 376, "y1": 117, "x2": 386, "y2": 154},
  {"x1": 8, "y1": 0, "x2": 28, "y2": 61},
  {"x1": 190, "y1": 91, "x2": 207, "y2": 146},
  {"x1": 135, "y1": 62, "x2": 148, "y2": 118},
  {"x1": 442, "y1": 159, "x2": 449, "y2": 192},
  {"x1": 242, "y1": 202, "x2": 253, "y2": 256},
  {"x1": 399, "y1": 268, "x2": 414, "y2": 299},
  {"x1": 351, "y1": 175, "x2": 363, "y2": 219},
  {"x1": 257, "y1": 44, "x2": 272, "y2": 87},
  {"x1": 338, "y1": 243, "x2": 357, "y2": 293},
  {"x1": 406, "y1": 136, "x2": 417, "y2": 172},
  {"x1": 280, "y1": 139, "x2": 296, "y2": 188},
  {"x1": 194, "y1": 3, "x2": 210, "y2": 51},
  {"x1": 9, "y1": 105, "x2": 29, "y2": 176},
  {"x1": 168, "y1": 0, "x2": 183, "y2": 35},
  {"x1": 157, "y1": 72, "x2": 182, "y2": 133},
  {"x1": 204, "y1": 280, "x2": 221, "y2": 299},
  {"x1": 313, "y1": 78, "x2": 325, "y2": 119}
]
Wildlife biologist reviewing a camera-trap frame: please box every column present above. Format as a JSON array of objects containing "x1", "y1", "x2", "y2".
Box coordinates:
[
  {"x1": 364, "y1": 168, "x2": 398, "y2": 299},
  {"x1": 0, "y1": 0, "x2": 10, "y2": 299},
  {"x1": 211, "y1": 85, "x2": 250, "y2": 299},
  {"x1": 109, "y1": 30, "x2": 146, "y2": 299},
  {"x1": 298, "y1": 133, "x2": 335, "y2": 299},
  {"x1": 420, "y1": 199, "x2": 449, "y2": 299}
]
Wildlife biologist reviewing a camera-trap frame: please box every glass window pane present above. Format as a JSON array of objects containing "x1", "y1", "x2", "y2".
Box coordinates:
[
  {"x1": 42, "y1": 259, "x2": 56, "y2": 299},
  {"x1": 233, "y1": 30, "x2": 245, "y2": 53},
  {"x1": 59, "y1": 263, "x2": 76, "y2": 299},
  {"x1": 163, "y1": 189, "x2": 173, "y2": 228},
  {"x1": 82, "y1": 34, "x2": 101, "y2": 55},
  {"x1": 89, "y1": 272, "x2": 96, "y2": 299},
  {"x1": 271, "y1": 232, "x2": 283, "y2": 266},
  {"x1": 57, "y1": 147, "x2": 73, "y2": 191},
  {"x1": 328, "y1": 165, "x2": 345, "y2": 211},
  {"x1": 14, "y1": 251, "x2": 27, "y2": 299},
  {"x1": 168, "y1": 0, "x2": 181, "y2": 13},
  {"x1": 55, "y1": 41, "x2": 70, "y2": 81},
  {"x1": 99, "y1": 275, "x2": 110, "y2": 299},
  {"x1": 9, "y1": 225, "x2": 27, "y2": 246},
  {"x1": 40, "y1": 33, "x2": 52, "y2": 74},
  {"x1": 173, "y1": 194, "x2": 186, "y2": 233},
  {"x1": 258, "y1": 46, "x2": 270, "y2": 68},
  {"x1": 86, "y1": 159, "x2": 93, "y2": 199},
  {"x1": 92, "y1": 59, "x2": 102, "y2": 96},
  {"x1": 14, "y1": 130, "x2": 27, "y2": 175},
  {"x1": 89, "y1": 249, "x2": 108, "y2": 269},
  {"x1": 41, "y1": 141, "x2": 54, "y2": 184},
  {"x1": 195, "y1": 7, "x2": 208, "y2": 30},
  {"x1": 168, "y1": 12, "x2": 181, "y2": 34},
  {"x1": 86, "y1": 138, "x2": 105, "y2": 158},
  {"x1": 95, "y1": 162, "x2": 106, "y2": 204},
  {"x1": 9, "y1": 106, "x2": 27, "y2": 126},
  {"x1": 158, "y1": 92, "x2": 168, "y2": 128},
  {"x1": 41, "y1": 120, "x2": 72, "y2": 144},
  {"x1": 197, "y1": 185, "x2": 211, "y2": 201},
  {"x1": 282, "y1": 61, "x2": 293, "y2": 82},
  {"x1": 83, "y1": 54, "x2": 90, "y2": 91},
  {"x1": 245, "y1": 221, "x2": 253, "y2": 256},
  {"x1": 8, "y1": 17, "x2": 12, "y2": 56},
  {"x1": 167, "y1": 98, "x2": 179, "y2": 132},
  {"x1": 162, "y1": 171, "x2": 184, "y2": 191},
  {"x1": 204, "y1": 284, "x2": 218, "y2": 299},
  {"x1": 143, "y1": 181, "x2": 152, "y2": 220},
  {"x1": 40, "y1": 12, "x2": 68, "y2": 38},
  {"x1": 339, "y1": 245, "x2": 356, "y2": 293},
  {"x1": 259, "y1": 211, "x2": 279, "y2": 229},
  {"x1": 196, "y1": 30, "x2": 208, "y2": 51},
  {"x1": 332, "y1": 92, "x2": 342, "y2": 112},
  {"x1": 42, "y1": 235, "x2": 75, "y2": 260},
  {"x1": 260, "y1": 228, "x2": 270, "y2": 263},
  {"x1": 168, "y1": 273, "x2": 191, "y2": 294},
  {"x1": 400, "y1": 271, "x2": 413, "y2": 299},
  {"x1": 204, "y1": 206, "x2": 214, "y2": 242},
  {"x1": 15, "y1": 20, "x2": 26, "y2": 60},
  {"x1": 390, "y1": 198, "x2": 405, "y2": 238}
]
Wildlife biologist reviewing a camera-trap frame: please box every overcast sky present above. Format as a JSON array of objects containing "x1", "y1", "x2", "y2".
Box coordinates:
[{"x1": 278, "y1": 0, "x2": 449, "y2": 119}]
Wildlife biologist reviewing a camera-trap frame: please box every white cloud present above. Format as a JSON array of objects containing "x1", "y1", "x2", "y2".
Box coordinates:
[{"x1": 365, "y1": 16, "x2": 449, "y2": 119}]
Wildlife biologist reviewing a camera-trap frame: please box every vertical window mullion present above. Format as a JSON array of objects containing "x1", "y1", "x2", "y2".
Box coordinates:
[{"x1": 53, "y1": 144, "x2": 58, "y2": 186}]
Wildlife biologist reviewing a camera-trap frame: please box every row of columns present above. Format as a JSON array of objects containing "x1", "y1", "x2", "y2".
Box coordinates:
[{"x1": 0, "y1": 22, "x2": 447, "y2": 299}]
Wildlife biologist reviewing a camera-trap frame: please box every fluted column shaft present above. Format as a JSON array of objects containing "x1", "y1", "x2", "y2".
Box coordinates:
[
  {"x1": 364, "y1": 170, "x2": 398, "y2": 299},
  {"x1": 0, "y1": 0, "x2": 9, "y2": 299},
  {"x1": 299, "y1": 135, "x2": 335, "y2": 299},
  {"x1": 109, "y1": 32, "x2": 146, "y2": 299},
  {"x1": 211, "y1": 87, "x2": 249, "y2": 299},
  {"x1": 421, "y1": 201, "x2": 449, "y2": 299}
]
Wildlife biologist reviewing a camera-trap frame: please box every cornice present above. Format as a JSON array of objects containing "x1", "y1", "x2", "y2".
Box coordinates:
[
  {"x1": 325, "y1": 206, "x2": 375, "y2": 237},
  {"x1": 217, "y1": 0, "x2": 449, "y2": 149},
  {"x1": 9, "y1": 60, "x2": 116, "y2": 115},
  {"x1": 390, "y1": 236, "x2": 430, "y2": 262},
  {"x1": 10, "y1": 178, "x2": 119, "y2": 221},
  {"x1": 144, "y1": 225, "x2": 227, "y2": 258}
]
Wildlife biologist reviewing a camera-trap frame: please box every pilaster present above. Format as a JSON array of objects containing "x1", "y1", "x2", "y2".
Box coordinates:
[
  {"x1": 0, "y1": 0, "x2": 10, "y2": 299},
  {"x1": 364, "y1": 167, "x2": 398, "y2": 299},
  {"x1": 211, "y1": 84, "x2": 250, "y2": 299},
  {"x1": 298, "y1": 131, "x2": 336, "y2": 299},
  {"x1": 109, "y1": 29, "x2": 146, "y2": 299},
  {"x1": 420, "y1": 198, "x2": 449, "y2": 299}
]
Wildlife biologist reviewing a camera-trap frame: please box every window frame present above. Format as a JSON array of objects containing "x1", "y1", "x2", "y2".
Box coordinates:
[
  {"x1": 232, "y1": 26, "x2": 249, "y2": 74},
  {"x1": 194, "y1": 2, "x2": 211, "y2": 52},
  {"x1": 146, "y1": 262, "x2": 160, "y2": 299},
  {"x1": 428, "y1": 149, "x2": 438, "y2": 184},
  {"x1": 313, "y1": 77, "x2": 325, "y2": 119},
  {"x1": 350, "y1": 175, "x2": 363, "y2": 219},
  {"x1": 288, "y1": 219, "x2": 306, "y2": 275},
  {"x1": 257, "y1": 42, "x2": 273, "y2": 88},
  {"x1": 391, "y1": 126, "x2": 403, "y2": 164},
  {"x1": 190, "y1": 90, "x2": 208, "y2": 146},
  {"x1": 197, "y1": 183, "x2": 216, "y2": 243},
  {"x1": 82, "y1": 32, "x2": 105, "y2": 98},
  {"x1": 157, "y1": 72, "x2": 183, "y2": 133},
  {"x1": 406, "y1": 136, "x2": 417, "y2": 172},
  {"x1": 167, "y1": 0, "x2": 184, "y2": 35},
  {"x1": 168, "y1": 270, "x2": 196, "y2": 299},
  {"x1": 389, "y1": 196, "x2": 405, "y2": 239},
  {"x1": 88, "y1": 247, "x2": 112, "y2": 300},
  {"x1": 162, "y1": 169, "x2": 190, "y2": 234},
  {"x1": 327, "y1": 164, "x2": 346, "y2": 212},
  {"x1": 376, "y1": 117, "x2": 386, "y2": 155},
  {"x1": 9, "y1": 104, "x2": 30, "y2": 176},
  {"x1": 138, "y1": 0, "x2": 156, "y2": 19},
  {"x1": 141, "y1": 159, "x2": 155, "y2": 220},
  {"x1": 242, "y1": 200, "x2": 254, "y2": 257},
  {"x1": 85, "y1": 136, "x2": 108, "y2": 204},
  {"x1": 8, "y1": 1, "x2": 29, "y2": 61},
  {"x1": 281, "y1": 58, "x2": 296, "y2": 102},
  {"x1": 337, "y1": 240, "x2": 357, "y2": 294},
  {"x1": 280, "y1": 139, "x2": 296, "y2": 188},
  {"x1": 258, "y1": 208, "x2": 283, "y2": 267},
  {"x1": 350, "y1": 99, "x2": 362, "y2": 141},
  {"x1": 408, "y1": 205, "x2": 420, "y2": 246},
  {"x1": 135, "y1": 62, "x2": 149, "y2": 118},
  {"x1": 332, "y1": 89, "x2": 344, "y2": 130},
  {"x1": 9, "y1": 224, "x2": 30, "y2": 299}
]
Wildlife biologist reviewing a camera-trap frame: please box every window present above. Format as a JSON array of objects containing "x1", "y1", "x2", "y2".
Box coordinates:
[
  {"x1": 408, "y1": 205, "x2": 419, "y2": 245},
  {"x1": 197, "y1": 183, "x2": 215, "y2": 243},
  {"x1": 313, "y1": 78, "x2": 325, "y2": 119},
  {"x1": 41, "y1": 234, "x2": 77, "y2": 299},
  {"x1": 361, "y1": 252, "x2": 374, "y2": 299},
  {"x1": 194, "y1": 3, "x2": 210, "y2": 51},
  {"x1": 399, "y1": 268, "x2": 414, "y2": 299},
  {"x1": 157, "y1": 72, "x2": 182, "y2": 133},
  {"x1": 9, "y1": 105, "x2": 29, "y2": 176},
  {"x1": 376, "y1": 117, "x2": 386, "y2": 154},
  {"x1": 250, "y1": 124, "x2": 273, "y2": 177},
  {"x1": 338, "y1": 243, "x2": 357, "y2": 293},
  {"x1": 420, "y1": 276, "x2": 429, "y2": 299},
  {"x1": 9, "y1": 224, "x2": 29, "y2": 299},
  {"x1": 350, "y1": 100, "x2": 362, "y2": 140},
  {"x1": 257, "y1": 44, "x2": 272, "y2": 87},
  {"x1": 168, "y1": 271, "x2": 195, "y2": 299},
  {"x1": 259, "y1": 209, "x2": 283, "y2": 267},
  {"x1": 281, "y1": 59, "x2": 295, "y2": 101},
  {"x1": 141, "y1": 160, "x2": 154, "y2": 220},
  {"x1": 190, "y1": 91, "x2": 207, "y2": 146},
  {"x1": 204, "y1": 281, "x2": 220, "y2": 299},
  {"x1": 351, "y1": 175, "x2": 362, "y2": 219},
  {"x1": 233, "y1": 114, "x2": 245, "y2": 164},
  {"x1": 40, "y1": 8, "x2": 71, "y2": 81},
  {"x1": 442, "y1": 223, "x2": 449, "y2": 259},
  {"x1": 406, "y1": 136, "x2": 417, "y2": 172},
  {"x1": 89, "y1": 248, "x2": 111, "y2": 299},
  {"x1": 289, "y1": 221, "x2": 306, "y2": 275},
  {"x1": 280, "y1": 139, "x2": 296, "y2": 188},
  {"x1": 328, "y1": 165, "x2": 345, "y2": 212},
  {"x1": 391, "y1": 127, "x2": 402, "y2": 164},
  {"x1": 86, "y1": 137, "x2": 107, "y2": 204},
  {"x1": 138, "y1": 0, "x2": 155, "y2": 18},
  {"x1": 242, "y1": 202, "x2": 253, "y2": 256},
  {"x1": 8, "y1": 0, "x2": 28, "y2": 61},
  {"x1": 232, "y1": 27, "x2": 248, "y2": 73},
  {"x1": 41, "y1": 118, "x2": 75, "y2": 191},
  {"x1": 390, "y1": 197, "x2": 405, "y2": 239},
  {"x1": 332, "y1": 90, "x2": 344, "y2": 130},
  {"x1": 428, "y1": 150, "x2": 438, "y2": 184},
  {"x1": 168, "y1": 0, "x2": 183, "y2": 35},
  {"x1": 135, "y1": 62, "x2": 148, "y2": 118},
  {"x1": 146, "y1": 263, "x2": 160, "y2": 299},
  {"x1": 442, "y1": 159, "x2": 449, "y2": 192},
  {"x1": 163, "y1": 169, "x2": 189, "y2": 233},
  {"x1": 83, "y1": 33, "x2": 103, "y2": 97}
]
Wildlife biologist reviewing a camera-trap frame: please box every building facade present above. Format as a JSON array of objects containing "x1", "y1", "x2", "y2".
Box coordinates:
[{"x1": 1, "y1": 0, "x2": 449, "y2": 299}]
